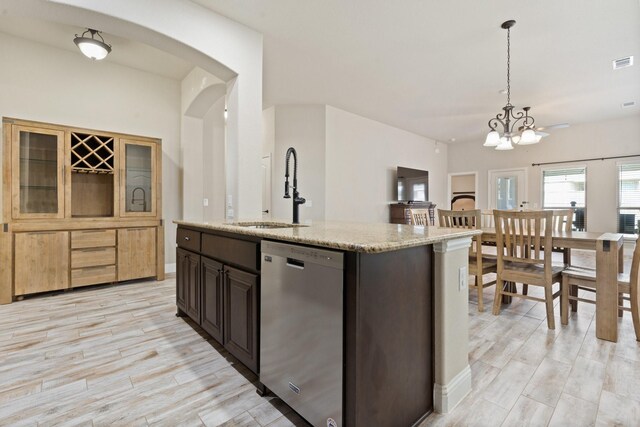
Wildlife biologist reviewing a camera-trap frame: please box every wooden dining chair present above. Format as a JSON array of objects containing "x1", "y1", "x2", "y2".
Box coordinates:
[
  {"x1": 481, "y1": 210, "x2": 495, "y2": 228},
  {"x1": 561, "y1": 236, "x2": 640, "y2": 341},
  {"x1": 493, "y1": 209, "x2": 564, "y2": 329},
  {"x1": 410, "y1": 209, "x2": 430, "y2": 226},
  {"x1": 439, "y1": 209, "x2": 497, "y2": 312}
]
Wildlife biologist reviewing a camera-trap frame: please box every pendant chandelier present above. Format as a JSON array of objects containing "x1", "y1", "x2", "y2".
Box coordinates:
[
  {"x1": 484, "y1": 20, "x2": 540, "y2": 150},
  {"x1": 74, "y1": 28, "x2": 112, "y2": 61}
]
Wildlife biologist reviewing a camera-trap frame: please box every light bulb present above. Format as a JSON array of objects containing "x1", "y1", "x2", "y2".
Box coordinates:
[
  {"x1": 495, "y1": 136, "x2": 514, "y2": 150},
  {"x1": 484, "y1": 130, "x2": 500, "y2": 147},
  {"x1": 519, "y1": 128, "x2": 538, "y2": 145},
  {"x1": 511, "y1": 134, "x2": 521, "y2": 144},
  {"x1": 77, "y1": 41, "x2": 109, "y2": 60}
]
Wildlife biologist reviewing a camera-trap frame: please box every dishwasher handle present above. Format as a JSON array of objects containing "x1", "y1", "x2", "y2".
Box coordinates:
[{"x1": 286, "y1": 258, "x2": 305, "y2": 269}]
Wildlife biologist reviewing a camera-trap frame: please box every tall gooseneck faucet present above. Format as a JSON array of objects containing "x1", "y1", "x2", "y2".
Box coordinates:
[{"x1": 284, "y1": 147, "x2": 305, "y2": 224}]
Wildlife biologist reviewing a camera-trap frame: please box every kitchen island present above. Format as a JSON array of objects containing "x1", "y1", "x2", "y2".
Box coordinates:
[{"x1": 174, "y1": 220, "x2": 479, "y2": 426}]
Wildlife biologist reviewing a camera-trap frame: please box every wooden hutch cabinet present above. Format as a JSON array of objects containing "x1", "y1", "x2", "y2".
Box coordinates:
[{"x1": 0, "y1": 118, "x2": 164, "y2": 304}]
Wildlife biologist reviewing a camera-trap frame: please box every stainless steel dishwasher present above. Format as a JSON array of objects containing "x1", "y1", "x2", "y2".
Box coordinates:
[{"x1": 260, "y1": 240, "x2": 344, "y2": 427}]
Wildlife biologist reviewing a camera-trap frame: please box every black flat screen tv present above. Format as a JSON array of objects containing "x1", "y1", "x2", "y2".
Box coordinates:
[{"x1": 397, "y1": 166, "x2": 429, "y2": 203}]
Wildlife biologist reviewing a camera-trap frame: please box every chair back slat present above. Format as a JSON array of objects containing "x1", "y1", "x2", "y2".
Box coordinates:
[
  {"x1": 438, "y1": 209, "x2": 481, "y2": 256},
  {"x1": 410, "y1": 209, "x2": 429, "y2": 226},
  {"x1": 494, "y1": 210, "x2": 553, "y2": 279},
  {"x1": 437, "y1": 209, "x2": 480, "y2": 230},
  {"x1": 481, "y1": 210, "x2": 495, "y2": 228},
  {"x1": 551, "y1": 209, "x2": 573, "y2": 232}
]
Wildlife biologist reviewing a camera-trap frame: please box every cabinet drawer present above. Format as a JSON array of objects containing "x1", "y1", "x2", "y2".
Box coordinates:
[
  {"x1": 72, "y1": 247, "x2": 116, "y2": 269},
  {"x1": 202, "y1": 234, "x2": 259, "y2": 271},
  {"x1": 71, "y1": 229, "x2": 116, "y2": 249},
  {"x1": 177, "y1": 228, "x2": 201, "y2": 252},
  {"x1": 71, "y1": 265, "x2": 116, "y2": 287}
]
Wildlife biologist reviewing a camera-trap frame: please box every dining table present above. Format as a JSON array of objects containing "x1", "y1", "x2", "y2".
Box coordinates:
[{"x1": 478, "y1": 227, "x2": 625, "y2": 342}]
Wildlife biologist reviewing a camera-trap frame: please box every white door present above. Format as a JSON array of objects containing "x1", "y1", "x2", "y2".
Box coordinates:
[
  {"x1": 261, "y1": 155, "x2": 272, "y2": 219},
  {"x1": 488, "y1": 168, "x2": 527, "y2": 210}
]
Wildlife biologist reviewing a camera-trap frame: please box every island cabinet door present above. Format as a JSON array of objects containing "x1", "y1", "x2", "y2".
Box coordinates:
[
  {"x1": 176, "y1": 248, "x2": 189, "y2": 312},
  {"x1": 201, "y1": 257, "x2": 224, "y2": 343},
  {"x1": 185, "y1": 252, "x2": 201, "y2": 323},
  {"x1": 223, "y1": 265, "x2": 258, "y2": 373},
  {"x1": 176, "y1": 247, "x2": 199, "y2": 317}
]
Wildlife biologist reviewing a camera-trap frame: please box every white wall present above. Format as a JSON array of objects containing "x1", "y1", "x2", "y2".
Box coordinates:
[
  {"x1": 9, "y1": 0, "x2": 264, "y2": 219},
  {"x1": 325, "y1": 106, "x2": 447, "y2": 223},
  {"x1": 268, "y1": 105, "x2": 326, "y2": 222},
  {"x1": 0, "y1": 31, "x2": 182, "y2": 262},
  {"x1": 181, "y1": 67, "x2": 227, "y2": 223},
  {"x1": 448, "y1": 115, "x2": 640, "y2": 232},
  {"x1": 202, "y1": 97, "x2": 226, "y2": 222},
  {"x1": 263, "y1": 105, "x2": 446, "y2": 224}
]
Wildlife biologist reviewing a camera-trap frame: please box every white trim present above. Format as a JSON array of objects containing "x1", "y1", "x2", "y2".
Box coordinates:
[
  {"x1": 165, "y1": 263, "x2": 176, "y2": 274},
  {"x1": 433, "y1": 365, "x2": 472, "y2": 413},
  {"x1": 447, "y1": 171, "x2": 478, "y2": 210},
  {"x1": 433, "y1": 237, "x2": 472, "y2": 253}
]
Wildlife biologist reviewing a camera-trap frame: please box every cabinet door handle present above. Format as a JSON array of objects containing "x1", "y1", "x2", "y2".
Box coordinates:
[{"x1": 184, "y1": 236, "x2": 190, "y2": 241}]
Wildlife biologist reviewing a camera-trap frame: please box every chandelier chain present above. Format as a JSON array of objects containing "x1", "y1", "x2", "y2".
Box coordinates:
[{"x1": 506, "y1": 27, "x2": 511, "y2": 106}]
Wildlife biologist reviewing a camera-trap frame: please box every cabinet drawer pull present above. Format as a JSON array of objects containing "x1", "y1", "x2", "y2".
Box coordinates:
[
  {"x1": 79, "y1": 230, "x2": 108, "y2": 233},
  {"x1": 29, "y1": 231, "x2": 59, "y2": 235},
  {"x1": 184, "y1": 236, "x2": 190, "y2": 241},
  {"x1": 126, "y1": 227, "x2": 148, "y2": 231}
]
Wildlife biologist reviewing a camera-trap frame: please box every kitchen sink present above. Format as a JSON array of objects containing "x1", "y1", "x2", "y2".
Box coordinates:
[{"x1": 228, "y1": 221, "x2": 308, "y2": 229}]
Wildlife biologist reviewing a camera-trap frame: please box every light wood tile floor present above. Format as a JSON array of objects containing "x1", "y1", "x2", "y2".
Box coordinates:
[
  {"x1": 422, "y1": 249, "x2": 640, "y2": 427},
  {"x1": 0, "y1": 277, "x2": 308, "y2": 427},
  {"x1": 1, "y1": 250, "x2": 638, "y2": 426}
]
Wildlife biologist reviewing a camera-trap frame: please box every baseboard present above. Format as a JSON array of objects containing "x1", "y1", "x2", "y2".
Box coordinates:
[
  {"x1": 433, "y1": 365, "x2": 472, "y2": 413},
  {"x1": 165, "y1": 263, "x2": 176, "y2": 274}
]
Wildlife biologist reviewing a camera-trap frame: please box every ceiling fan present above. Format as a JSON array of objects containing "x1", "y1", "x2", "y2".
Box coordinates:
[{"x1": 518, "y1": 123, "x2": 570, "y2": 141}]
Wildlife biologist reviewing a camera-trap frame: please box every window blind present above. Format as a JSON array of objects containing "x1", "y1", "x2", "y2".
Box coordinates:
[
  {"x1": 619, "y1": 164, "x2": 640, "y2": 208},
  {"x1": 542, "y1": 167, "x2": 586, "y2": 208}
]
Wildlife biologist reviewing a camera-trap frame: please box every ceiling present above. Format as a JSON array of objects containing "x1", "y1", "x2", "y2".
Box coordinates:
[
  {"x1": 0, "y1": 16, "x2": 193, "y2": 80},
  {"x1": 192, "y1": 0, "x2": 640, "y2": 143}
]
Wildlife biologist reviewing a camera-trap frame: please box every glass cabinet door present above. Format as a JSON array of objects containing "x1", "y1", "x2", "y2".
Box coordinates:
[
  {"x1": 11, "y1": 126, "x2": 65, "y2": 218},
  {"x1": 120, "y1": 139, "x2": 157, "y2": 217}
]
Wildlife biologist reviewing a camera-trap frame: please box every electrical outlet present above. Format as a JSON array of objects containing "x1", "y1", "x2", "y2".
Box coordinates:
[
  {"x1": 459, "y1": 266, "x2": 468, "y2": 291},
  {"x1": 203, "y1": 198, "x2": 209, "y2": 207}
]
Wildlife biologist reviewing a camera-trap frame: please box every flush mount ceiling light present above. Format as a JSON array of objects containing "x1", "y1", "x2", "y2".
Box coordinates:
[
  {"x1": 74, "y1": 28, "x2": 112, "y2": 60},
  {"x1": 484, "y1": 20, "x2": 540, "y2": 151}
]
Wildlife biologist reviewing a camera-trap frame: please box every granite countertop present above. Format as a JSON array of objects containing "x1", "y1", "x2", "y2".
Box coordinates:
[{"x1": 174, "y1": 219, "x2": 481, "y2": 253}]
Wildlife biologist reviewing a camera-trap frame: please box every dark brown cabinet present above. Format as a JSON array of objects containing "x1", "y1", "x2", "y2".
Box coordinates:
[
  {"x1": 176, "y1": 247, "x2": 200, "y2": 322},
  {"x1": 223, "y1": 266, "x2": 258, "y2": 373},
  {"x1": 185, "y1": 253, "x2": 201, "y2": 322},
  {"x1": 176, "y1": 226, "x2": 260, "y2": 374},
  {"x1": 201, "y1": 257, "x2": 224, "y2": 343},
  {"x1": 176, "y1": 248, "x2": 188, "y2": 312}
]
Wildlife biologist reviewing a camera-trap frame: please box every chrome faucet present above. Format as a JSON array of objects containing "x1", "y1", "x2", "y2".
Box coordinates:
[
  {"x1": 284, "y1": 147, "x2": 305, "y2": 224},
  {"x1": 131, "y1": 187, "x2": 147, "y2": 212}
]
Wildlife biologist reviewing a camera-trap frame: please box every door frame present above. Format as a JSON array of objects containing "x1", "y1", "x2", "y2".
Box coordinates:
[
  {"x1": 447, "y1": 171, "x2": 478, "y2": 209},
  {"x1": 487, "y1": 167, "x2": 528, "y2": 210}
]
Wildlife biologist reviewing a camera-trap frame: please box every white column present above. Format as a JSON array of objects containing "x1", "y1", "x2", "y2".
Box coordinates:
[{"x1": 432, "y1": 236, "x2": 472, "y2": 413}]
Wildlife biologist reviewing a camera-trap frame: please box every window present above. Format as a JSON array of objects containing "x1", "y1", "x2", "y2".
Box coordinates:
[
  {"x1": 542, "y1": 167, "x2": 586, "y2": 230},
  {"x1": 618, "y1": 163, "x2": 640, "y2": 234}
]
